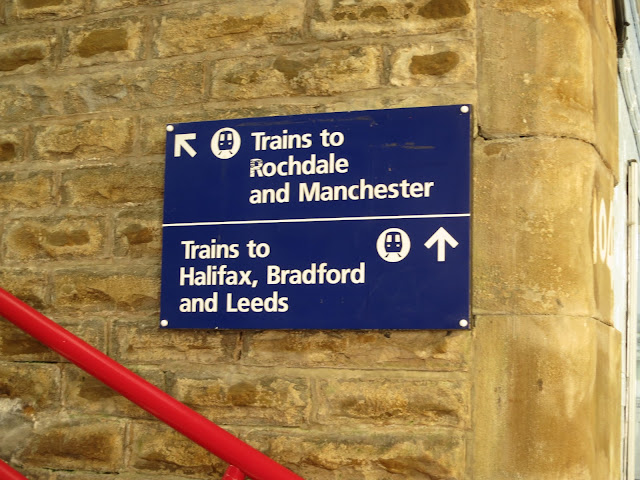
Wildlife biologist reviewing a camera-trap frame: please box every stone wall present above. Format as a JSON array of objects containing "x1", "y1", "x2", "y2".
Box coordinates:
[{"x1": 0, "y1": 0, "x2": 621, "y2": 479}]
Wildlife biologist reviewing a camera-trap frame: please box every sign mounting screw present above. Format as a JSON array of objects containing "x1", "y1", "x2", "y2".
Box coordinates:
[
  {"x1": 460, "y1": 106, "x2": 470, "y2": 114},
  {"x1": 459, "y1": 319, "x2": 469, "y2": 328},
  {"x1": 160, "y1": 319, "x2": 169, "y2": 327}
]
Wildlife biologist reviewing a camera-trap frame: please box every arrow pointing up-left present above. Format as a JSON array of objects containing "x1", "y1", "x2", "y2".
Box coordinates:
[{"x1": 174, "y1": 133, "x2": 197, "y2": 158}]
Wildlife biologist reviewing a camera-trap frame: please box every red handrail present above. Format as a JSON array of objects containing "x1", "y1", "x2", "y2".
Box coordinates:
[
  {"x1": 223, "y1": 465, "x2": 247, "y2": 480},
  {"x1": 0, "y1": 287, "x2": 304, "y2": 480},
  {"x1": 0, "y1": 459, "x2": 30, "y2": 480}
]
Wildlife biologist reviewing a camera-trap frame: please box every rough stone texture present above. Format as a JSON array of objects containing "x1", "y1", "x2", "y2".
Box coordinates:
[
  {"x1": 0, "y1": 268, "x2": 48, "y2": 311},
  {"x1": 93, "y1": 0, "x2": 176, "y2": 12},
  {"x1": 210, "y1": 47, "x2": 382, "y2": 99},
  {"x1": 129, "y1": 421, "x2": 228, "y2": 477},
  {"x1": 17, "y1": 419, "x2": 125, "y2": 472},
  {"x1": 0, "y1": 318, "x2": 107, "y2": 362},
  {"x1": 0, "y1": 128, "x2": 25, "y2": 163},
  {"x1": 243, "y1": 330, "x2": 470, "y2": 370},
  {"x1": 153, "y1": 0, "x2": 305, "y2": 58},
  {"x1": 0, "y1": 363, "x2": 61, "y2": 410},
  {"x1": 0, "y1": 172, "x2": 53, "y2": 211},
  {"x1": 33, "y1": 117, "x2": 135, "y2": 162},
  {"x1": 0, "y1": 28, "x2": 58, "y2": 75},
  {"x1": 0, "y1": 397, "x2": 35, "y2": 465},
  {"x1": 110, "y1": 322, "x2": 239, "y2": 364},
  {"x1": 472, "y1": 316, "x2": 621, "y2": 479},
  {"x1": 167, "y1": 370, "x2": 309, "y2": 426},
  {"x1": 478, "y1": 4, "x2": 594, "y2": 140},
  {"x1": 473, "y1": 137, "x2": 613, "y2": 321},
  {"x1": 247, "y1": 428, "x2": 465, "y2": 479},
  {"x1": 3, "y1": 216, "x2": 106, "y2": 262},
  {"x1": 10, "y1": 0, "x2": 86, "y2": 21},
  {"x1": 478, "y1": 1, "x2": 619, "y2": 176},
  {"x1": 311, "y1": 0, "x2": 474, "y2": 40},
  {"x1": 0, "y1": 81, "x2": 61, "y2": 123},
  {"x1": 62, "y1": 17, "x2": 146, "y2": 68},
  {"x1": 390, "y1": 37, "x2": 475, "y2": 87},
  {"x1": 60, "y1": 163, "x2": 164, "y2": 207},
  {"x1": 115, "y1": 206, "x2": 163, "y2": 260},
  {"x1": 52, "y1": 473, "x2": 200, "y2": 480},
  {"x1": 316, "y1": 374, "x2": 468, "y2": 427},
  {"x1": 51, "y1": 268, "x2": 160, "y2": 312},
  {"x1": 62, "y1": 62, "x2": 205, "y2": 115},
  {"x1": 62, "y1": 365, "x2": 163, "y2": 418}
]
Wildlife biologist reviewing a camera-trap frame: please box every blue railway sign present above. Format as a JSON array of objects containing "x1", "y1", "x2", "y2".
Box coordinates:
[{"x1": 160, "y1": 105, "x2": 472, "y2": 329}]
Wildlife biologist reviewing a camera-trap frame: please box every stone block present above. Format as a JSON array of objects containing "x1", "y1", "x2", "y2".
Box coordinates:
[
  {"x1": 210, "y1": 46, "x2": 382, "y2": 99},
  {"x1": 471, "y1": 316, "x2": 620, "y2": 479},
  {"x1": 0, "y1": 127, "x2": 26, "y2": 163},
  {"x1": 63, "y1": 62, "x2": 204, "y2": 115},
  {"x1": 0, "y1": 394, "x2": 35, "y2": 462},
  {"x1": 4, "y1": 465, "x2": 51, "y2": 480},
  {"x1": 473, "y1": 137, "x2": 613, "y2": 319},
  {"x1": 0, "y1": 318, "x2": 107, "y2": 362},
  {"x1": 0, "y1": 363, "x2": 61, "y2": 410},
  {"x1": 0, "y1": 81, "x2": 60, "y2": 123},
  {"x1": 52, "y1": 267, "x2": 159, "y2": 312},
  {"x1": 167, "y1": 370, "x2": 309, "y2": 426},
  {"x1": 0, "y1": 399, "x2": 35, "y2": 468},
  {"x1": 114, "y1": 206, "x2": 163, "y2": 260},
  {"x1": 93, "y1": 0, "x2": 177, "y2": 12},
  {"x1": 153, "y1": 0, "x2": 304, "y2": 58},
  {"x1": 243, "y1": 330, "x2": 470, "y2": 370},
  {"x1": 478, "y1": 5, "x2": 595, "y2": 142},
  {"x1": 0, "y1": 268, "x2": 48, "y2": 311},
  {"x1": 110, "y1": 321, "x2": 239, "y2": 364},
  {"x1": 316, "y1": 374, "x2": 468, "y2": 427},
  {"x1": 62, "y1": 17, "x2": 146, "y2": 68},
  {"x1": 3, "y1": 216, "x2": 106, "y2": 262},
  {"x1": 0, "y1": 321, "x2": 52, "y2": 361},
  {"x1": 389, "y1": 36, "x2": 475, "y2": 87},
  {"x1": 311, "y1": 0, "x2": 474, "y2": 40},
  {"x1": 33, "y1": 117, "x2": 135, "y2": 162},
  {"x1": 584, "y1": 0, "x2": 618, "y2": 177},
  {"x1": 10, "y1": 0, "x2": 86, "y2": 21},
  {"x1": 51, "y1": 472, "x2": 193, "y2": 480},
  {"x1": 317, "y1": 85, "x2": 477, "y2": 113},
  {"x1": 60, "y1": 163, "x2": 163, "y2": 207},
  {"x1": 129, "y1": 421, "x2": 228, "y2": 476},
  {"x1": 0, "y1": 171, "x2": 53, "y2": 211},
  {"x1": 14, "y1": 469, "x2": 51, "y2": 480},
  {"x1": 247, "y1": 428, "x2": 465, "y2": 479},
  {"x1": 0, "y1": 28, "x2": 58, "y2": 75},
  {"x1": 17, "y1": 419, "x2": 125, "y2": 472},
  {"x1": 62, "y1": 364, "x2": 163, "y2": 418}
]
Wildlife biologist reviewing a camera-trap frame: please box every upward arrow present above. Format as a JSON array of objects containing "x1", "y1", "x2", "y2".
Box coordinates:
[
  {"x1": 174, "y1": 133, "x2": 197, "y2": 158},
  {"x1": 424, "y1": 227, "x2": 459, "y2": 262}
]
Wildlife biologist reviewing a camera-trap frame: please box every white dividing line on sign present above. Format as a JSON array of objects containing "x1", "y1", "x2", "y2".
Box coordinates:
[{"x1": 162, "y1": 213, "x2": 470, "y2": 228}]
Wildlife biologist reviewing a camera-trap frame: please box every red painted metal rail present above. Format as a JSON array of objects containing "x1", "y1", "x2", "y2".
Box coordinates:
[
  {"x1": 0, "y1": 459, "x2": 30, "y2": 480},
  {"x1": 0, "y1": 287, "x2": 303, "y2": 480}
]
